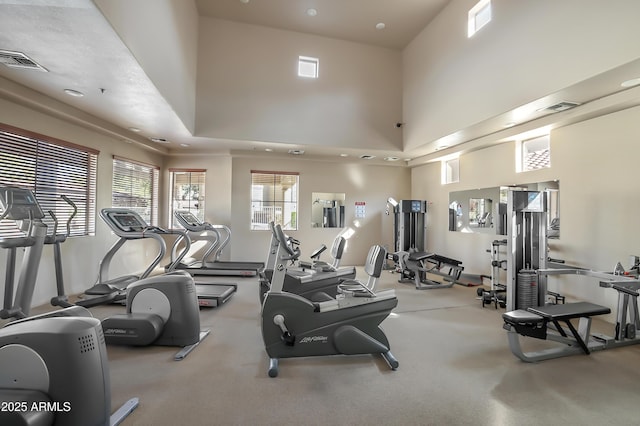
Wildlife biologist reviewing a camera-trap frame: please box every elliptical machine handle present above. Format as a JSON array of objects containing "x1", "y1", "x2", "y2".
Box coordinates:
[
  {"x1": 273, "y1": 314, "x2": 295, "y2": 346},
  {"x1": 60, "y1": 195, "x2": 78, "y2": 237}
]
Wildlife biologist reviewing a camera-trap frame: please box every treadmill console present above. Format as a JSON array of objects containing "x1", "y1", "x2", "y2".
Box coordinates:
[
  {"x1": 107, "y1": 212, "x2": 146, "y2": 232},
  {"x1": 176, "y1": 211, "x2": 200, "y2": 227},
  {"x1": 0, "y1": 187, "x2": 45, "y2": 220}
]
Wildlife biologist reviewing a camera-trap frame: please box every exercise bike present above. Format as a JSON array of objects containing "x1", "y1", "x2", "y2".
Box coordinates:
[{"x1": 261, "y1": 223, "x2": 398, "y2": 377}]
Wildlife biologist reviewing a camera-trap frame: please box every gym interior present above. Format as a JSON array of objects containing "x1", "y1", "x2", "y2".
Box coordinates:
[{"x1": 1, "y1": 1, "x2": 640, "y2": 425}]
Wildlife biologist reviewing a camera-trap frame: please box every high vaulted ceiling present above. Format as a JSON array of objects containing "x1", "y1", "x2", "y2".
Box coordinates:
[{"x1": 1, "y1": 0, "x2": 639, "y2": 166}]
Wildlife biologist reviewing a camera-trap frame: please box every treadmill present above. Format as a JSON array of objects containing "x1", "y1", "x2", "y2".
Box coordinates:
[
  {"x1": 173, "y1": 211, "x2": 264, "y2": 277},
  {"x1": 88, "y1": 208, "x2": 236, "y2": 308}
]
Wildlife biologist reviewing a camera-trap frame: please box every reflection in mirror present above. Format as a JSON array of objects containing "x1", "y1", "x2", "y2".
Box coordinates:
[
  {"x1": 311, "y1": 192, "x2": 345, "y2": 228},
  {"x1": 449, "y1": 181, "x2": 559, "y2": 237}
]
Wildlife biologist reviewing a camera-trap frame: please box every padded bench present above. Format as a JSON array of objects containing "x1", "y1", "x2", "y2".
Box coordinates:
[{"x1": 503, "y1": 302, "x2": 611, "y2": 360}]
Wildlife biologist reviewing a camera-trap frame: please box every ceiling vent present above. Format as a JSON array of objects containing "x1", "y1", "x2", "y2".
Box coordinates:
[
  {"x1": 542, "y1": 101, "x2": 581, "y2": 113},
  {"x1": 360, "y1": 154, "x2": 376, "y2": 160},
  {"x1": 0, "y1": 50, "x2": 47, "y2": 72}
]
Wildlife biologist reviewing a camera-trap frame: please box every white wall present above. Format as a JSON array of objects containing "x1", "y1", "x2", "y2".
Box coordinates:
[
  {"x1": 411, "y1": 105, "x2": 640, "y2": 319},
  {"x1": 0, "y1": 96, "x2": 165, "y2": 310},
  {"x1": 230, "y1": 157, "x2": 411, "y2": 266},
  {"x1": 95, "y1": 0, "x2": 199, "y2": 133},
  {"x1": 196, "y1": 17, "x2": 403, "y2": 151},
  {"x1": 403, "y1": 0, "x2": 640, "y2": 150}
]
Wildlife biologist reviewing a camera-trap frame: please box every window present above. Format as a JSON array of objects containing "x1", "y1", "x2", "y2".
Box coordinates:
[
  {"x1": 441, "y1": 158, "x2": 460, "y2": 184},
  {"x1": 468, "y1": 0, "x2": 491, "y2": 37},
  {"x1": 169, "y1": 169, "x2": 206, "y2": 228},
  {"x1": 298, "y1": 56, "x2": 319, "y2": 78},
  {"x1": 112, "y1": 157, "x2": 159, "y2": 225},
  {"x1": 518, "y1": 135, "x2": 551, "y2": 172},
  {"x1": 0, "y1": 123, "x2": 98, "y2": 238},
  {"x1": 250, "y1": 171, "x2": 299, "y2": 230}
]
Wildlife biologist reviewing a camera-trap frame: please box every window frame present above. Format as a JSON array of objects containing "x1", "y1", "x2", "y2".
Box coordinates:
[
  {"x1": 112, "y1": 156, "x2": 160, "y2": 226},
  {"x1": 0, "y1": 123, "x2": 98, "y2": 238},
  {"x1": 518, "y1": 135, "x2": 551, "y2": 173},
  {"x1": 468, "y1": 0, "x2": 492, "y2": 38},
  {"x1": 250, "y1": 170, "x2": 299, "y2": 231},
  {"x1": 298, "y1": 56, "x2": 319, "y2": 79},
  {"x1": 169, "y1": 169, "x2": 206, "y2": 229},
  {"x1": 441, "y1": 157, "x2": 460, "y2": 184}
]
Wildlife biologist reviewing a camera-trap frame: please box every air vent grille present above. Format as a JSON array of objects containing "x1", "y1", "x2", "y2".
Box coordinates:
[
  {"x1": 0, "y1": 50, "x2": 47, "y2": 72},
  {"x1": 543, "y1": 101, "x2": 580, "y2": 113}
]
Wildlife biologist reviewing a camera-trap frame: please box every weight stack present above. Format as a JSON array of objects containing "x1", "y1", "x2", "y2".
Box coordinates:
[{"x1": 517, "y1": 269, "x2": 538, "y2": 309}]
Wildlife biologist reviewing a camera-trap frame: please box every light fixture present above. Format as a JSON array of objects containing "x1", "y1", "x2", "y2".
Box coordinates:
[
  {"x1": 360, "y1": 154, "x2": 376, "y2": 160},
  {"x1": 621, "y1": 78, "x2": 640, "y2": 88},
  {"x1": 265, "y1": 148, "x2": 273, "y2": 152},
  {"x1": 239, "y1": 0, "x2": 250, "y2": 4},
  {"x1": 375, "y1": 23, "x2": 386, "y2": 30},
  {"x1": 339, "y1": 153, "x2": 349, "y2": 157},
  {"x1": 150, "y1": 137, "x2": 169, "y2": 144},
  {"x1": 288, "y1": 149, "x2": 305, "y2": 155},
  {"x1": 383, "y1": 156, "x2": 399, "y2": 162},
  {"x1": 64, "y1": 89, "x2": 84, "y2": 97},
  {"x1": 128, "y1": 127, "x2": 141, "y2": 132},
  {"x1": 180, "y1": 143, "x2": 190, "y2": 147},
  {"x1": 307, "y1": 8, "x2": 317, "y2": 17}
]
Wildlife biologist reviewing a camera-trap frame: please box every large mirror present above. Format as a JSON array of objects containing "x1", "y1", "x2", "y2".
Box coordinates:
[
  {"x1": 449, "y1": 181, "x2": 560, "y2": 237},
  {"x1": 311, "y1": 192, "x2": 345, "y2": 228}
]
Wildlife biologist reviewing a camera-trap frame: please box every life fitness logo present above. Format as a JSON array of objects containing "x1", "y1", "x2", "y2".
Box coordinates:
[{"x1": 299, "y1": 336, "x2": 328, "y2": 344}]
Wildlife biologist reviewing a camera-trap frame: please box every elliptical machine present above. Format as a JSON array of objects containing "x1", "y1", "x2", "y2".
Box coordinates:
[
  {"x1": 261, "y1": 223, "x2": 398, "y2": 377},
  {"x1": 0, "y1": 186, "x2": 138, "y2": 425}
]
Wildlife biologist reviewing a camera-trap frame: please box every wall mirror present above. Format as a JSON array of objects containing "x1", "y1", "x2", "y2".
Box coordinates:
[
  {"x1": 311, "y1": 192, "x2": 345, "y2": 228},
  {"x1": 449, "y1": 180, "x2": 559, "y2": 237}
]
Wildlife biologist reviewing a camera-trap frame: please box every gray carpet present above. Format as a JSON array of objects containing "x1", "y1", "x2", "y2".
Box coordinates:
[{"x1": 18, "y1": 270, "x2": 640, "y2": 425}]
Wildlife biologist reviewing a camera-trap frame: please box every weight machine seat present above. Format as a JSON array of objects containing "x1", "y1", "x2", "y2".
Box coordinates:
[{"x1": 503, "y1": 302, "x2": 610, "y2": 325}]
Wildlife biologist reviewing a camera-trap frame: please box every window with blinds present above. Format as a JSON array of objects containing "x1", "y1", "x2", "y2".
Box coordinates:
[
  {"x1": 0, "y1": 123, "x2": 98, "y2": 238},
  {"x1": 250, "y1": 171, "x2": 299, "y2": 230},
  {"x1": 169, "y1": 169, "x2": 206, "y2": 228},
  {"x1": 112, "y1": 157, "x2": 159, "y2": 225}
]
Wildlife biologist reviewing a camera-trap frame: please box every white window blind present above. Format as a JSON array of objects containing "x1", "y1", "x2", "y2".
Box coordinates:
[
  {"x1": 112, "y1": 156, "x2": 159, "y2": 225},
  {"x1": 0, "y1": 123, "x2": 98, "y2": 238}
]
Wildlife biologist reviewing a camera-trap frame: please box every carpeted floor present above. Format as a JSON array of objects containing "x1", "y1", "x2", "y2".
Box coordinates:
[{"x1": 21, "y1": 268, "x2": 640, "y2": 425}]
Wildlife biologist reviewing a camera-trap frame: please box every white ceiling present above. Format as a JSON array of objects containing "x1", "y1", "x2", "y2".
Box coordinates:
[
  {"x1": 1, "y1": 0, "x2": 640, "y2": 166},
  {"x1": 195, "y1": 0, "x2": 450, "y2": 50}
]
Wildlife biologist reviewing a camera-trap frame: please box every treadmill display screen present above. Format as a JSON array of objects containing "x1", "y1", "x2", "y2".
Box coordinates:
[
  {"x1": 112, "y1": 214, "x2": 144, "y2": 231},
  {"x1": 178, "y1": 212, "x2": 199, "y2": 226}
]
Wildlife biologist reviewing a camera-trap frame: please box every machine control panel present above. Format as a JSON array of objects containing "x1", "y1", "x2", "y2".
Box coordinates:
[{"x1": 0, "y1": 187, "x2": 45, "y2": 220}]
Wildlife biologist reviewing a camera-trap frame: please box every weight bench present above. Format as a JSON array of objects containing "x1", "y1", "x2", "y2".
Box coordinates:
[
  {"x1": 502, "y1": 302, "x2": 611, "y2": 362},
  {"x1": 400, "y1": 251, "x2": 464, "y2": 290}
]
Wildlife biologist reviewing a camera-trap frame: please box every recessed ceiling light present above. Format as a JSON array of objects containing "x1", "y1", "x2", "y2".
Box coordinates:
[
  {"x1": 288, "y1": 149, "x2": 305, "y2": 155},
  {"x1": 340, "y1": 153, "x2": 349, "y2": 157},
  {"x1": 265, "y1": 148, "x2": 273, "y2": 152},
  {"x1": 64, "y1": 89, "x2": 84, "y2": 97},
  {"x1": 360, "y1": 154, "x2": 376, "y2": 160},
  {"x1": 383, "y1": 156, "x2": 399, "y2": 162},
  {"x1": 376, "y1": 23, "x2": 386, "y2": 30},
  {"x1": 128, "y1": 127, "x2": 141, "y2": 132},
  {"x1": 621, "y1": 77, "x2": 640, "y2": 88},
  {"x1": 307, "y1": 8, "x2": 317, "y2": 17},
  {"x1": 150, "y1": 137, "x2": 169, "y2": 144},
  {"x1": 180, "y1": 143, "x2": 190, "y2": 147}
]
